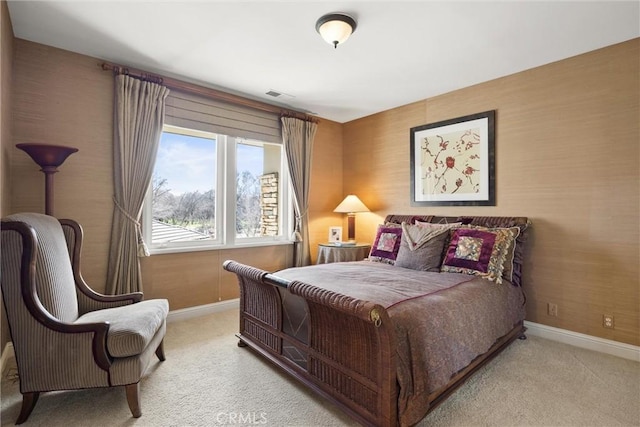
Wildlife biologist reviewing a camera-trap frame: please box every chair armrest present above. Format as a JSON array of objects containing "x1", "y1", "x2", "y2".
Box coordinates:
[
  {"x1": 77, "y1": 288, "x2": 143, "y2": 314},
  {"x1": 59, "y1": 219, "x2": 144, "y2": 313},
  {"x1": 31, "y1": 309, "x2": 113, "y2": 371},
  {"x1": 78, "y1": 286, "x2": 143, "y2": 306}
]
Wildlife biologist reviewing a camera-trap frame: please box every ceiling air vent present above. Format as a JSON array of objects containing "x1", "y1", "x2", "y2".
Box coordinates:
[{"x1": 265, "y1": 90, "x2": 295, "y2": 100}]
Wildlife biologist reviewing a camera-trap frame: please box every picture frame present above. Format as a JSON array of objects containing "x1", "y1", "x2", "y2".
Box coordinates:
[
  {"x1": 328, "y1": 226, "x2": 342, "y2": 243},
  {"x1": 410, "y1": 110, "x2": 495, "y2": 206}
]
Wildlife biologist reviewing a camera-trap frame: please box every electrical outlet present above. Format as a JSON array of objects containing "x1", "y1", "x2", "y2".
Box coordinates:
[
  {"x1": 603, "y1": 315, "x2": 614, "y2": 329},
  {"x1": 547, "y1": 303, "x2": 558, "y2": 317}
]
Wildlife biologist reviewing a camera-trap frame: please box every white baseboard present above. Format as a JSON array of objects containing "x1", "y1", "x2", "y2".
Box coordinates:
[
  {"x1": 167, "y1": 298, "x2": 239, "y2": 323},
  {"x1": 1, "y1": 342, "x2": 14, "y2": 376},
  {"x1": 524, "y1": 321, "x2": 640, "y2": 362}
]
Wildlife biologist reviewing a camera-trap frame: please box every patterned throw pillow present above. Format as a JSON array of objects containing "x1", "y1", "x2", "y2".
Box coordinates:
[
  {"x1": 498, "y1": 226, "x2": 521, "y2": 284},
  {"x1": 369, "y1": 224, "x2": 403, "y2": 265},
  {"x1": 460, "y1": 224, "x2": 522, "y2": 284},
  {"x1": 394, "y1": 223, "x2": 452, "y2": 271},
  {"x1": 441, "y1": 226, "x2": 517, "y2": 284}
]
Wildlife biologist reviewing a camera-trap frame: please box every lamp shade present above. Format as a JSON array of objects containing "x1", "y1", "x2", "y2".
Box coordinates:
[
  {"x1": 316, "y1": 13, "x2": 357, "y2": 48},
  {"x1": 16, "y1": 143, "x2": 78, "y2": 169},
  {"x1": 16, "y1": 143, "x2": 78, "y2": 216},
  {"x1": 333, "y1": 195, "x2": 369, "y2": 213}
]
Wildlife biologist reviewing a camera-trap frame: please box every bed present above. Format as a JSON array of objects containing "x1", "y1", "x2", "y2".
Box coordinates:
[{"x1": 223, "y1": 214, "x2": 530, "y2": 426}]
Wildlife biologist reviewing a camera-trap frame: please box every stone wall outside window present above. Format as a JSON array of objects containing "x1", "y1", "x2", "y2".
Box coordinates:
[{"x1": 260, "y1": 172, "x2": 278, "y2": 236}]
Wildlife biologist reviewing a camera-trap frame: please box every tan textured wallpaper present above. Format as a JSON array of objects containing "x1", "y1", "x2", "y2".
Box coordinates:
[
  {"x1": 4, "y1": 32, "x2": 638, "y2": 347},
  {"x1": 0, "y1": 0, "x2": 11, "y2": 217},
  {"x1": 12, "y1": 39, "x2": 114, "y2": 290},
  {"x1": 307, "y1": 118, "x2": 345, "y2": 261},
  {"x1": 1, "y1": 0, "x2": 14, "y2": 354},
  {"x1": 343, "y1": 39, "x2": 639, "y2": 346}
]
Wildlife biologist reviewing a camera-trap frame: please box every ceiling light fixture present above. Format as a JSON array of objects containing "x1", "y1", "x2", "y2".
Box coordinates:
[{"x1": 315, "y1": 13, "x2": 357, "y2": 49}]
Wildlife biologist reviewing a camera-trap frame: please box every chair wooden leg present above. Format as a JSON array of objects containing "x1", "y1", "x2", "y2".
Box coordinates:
[
  {"x1": 16, "y1": 392, "x2": 39, "y2": 424},
  {"x1": 155, "y1": 340, "x2": 166, "y2": 361},
  {"x1": 125, "y1": 383, "x2": 142, "y2": 418}
]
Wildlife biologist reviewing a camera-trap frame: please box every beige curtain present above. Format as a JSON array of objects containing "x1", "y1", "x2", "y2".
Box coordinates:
[
  {"x1": 106, "y1": 74, "x2": 169, "y2": 294},
  {"x1": 281, "y1": 116, "x2": 317, "y2": 267}
]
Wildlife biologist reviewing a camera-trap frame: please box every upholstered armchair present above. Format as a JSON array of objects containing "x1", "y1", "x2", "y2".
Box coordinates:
[{"x1": 1, "y1": 213, "x2": 169, "y2": 424}]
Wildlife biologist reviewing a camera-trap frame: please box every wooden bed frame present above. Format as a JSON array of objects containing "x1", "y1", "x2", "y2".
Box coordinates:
[
  {"x1": 223, "y1": 260, "x2": 526, "y2": 426},
  {"x1": 224, "y1": 214, "x2": 529, "y2": 426}
]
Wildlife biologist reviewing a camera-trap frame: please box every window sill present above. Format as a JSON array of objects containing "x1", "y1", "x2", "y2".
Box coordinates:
[{"x1": 149, "y1": 239, "x2": 294, "y2": 255}]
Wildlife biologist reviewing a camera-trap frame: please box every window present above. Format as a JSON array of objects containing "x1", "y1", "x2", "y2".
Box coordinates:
[{"x1": 143, "y1": 125, "x2": 291, "y2": 253}]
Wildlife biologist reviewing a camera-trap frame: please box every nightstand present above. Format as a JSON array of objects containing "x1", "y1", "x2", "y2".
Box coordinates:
[{"x1": 316, "y1": 243, "x2": 371, "y2": 264}]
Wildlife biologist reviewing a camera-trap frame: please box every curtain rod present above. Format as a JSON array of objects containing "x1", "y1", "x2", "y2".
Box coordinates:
[{"x1": 100, "y1": 62, "x2": 316, "y2": 122}]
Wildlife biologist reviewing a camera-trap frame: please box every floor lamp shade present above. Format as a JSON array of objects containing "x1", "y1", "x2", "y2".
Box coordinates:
[
  {"x1": 333, "y1": 195, "x2": 370, "y2": 242},
  {"x1": 16, "y1": 143, "x2": 78, "y2": 216}
]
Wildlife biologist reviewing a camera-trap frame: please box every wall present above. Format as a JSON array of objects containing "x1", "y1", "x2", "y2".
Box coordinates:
[
  {"x1": 343, "y1": 39, "x2": 639, "y2": 346},
  {"x1": 308, "y1": 118, "x2": 345, "y2": 261},
  {"x1": 12, "y1": 39, "x2": 114, "y2": 288},
  {"x1": 6, "y1": 33, "x2": 637, "y2": 346},
  {"x1": 8, "y1": 39, "x2": 340, "y2": 311},
  {"x1": 0, "y1": 0, "x2": 14, "y2": 353}
]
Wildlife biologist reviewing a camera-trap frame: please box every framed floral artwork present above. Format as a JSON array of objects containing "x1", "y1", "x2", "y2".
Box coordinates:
[{"x1": 410, "y1": 110, "x2": 495, "y2": 206}]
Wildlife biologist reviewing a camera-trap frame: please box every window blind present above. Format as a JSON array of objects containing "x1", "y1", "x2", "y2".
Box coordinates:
[{"x1": 165, "y1": 90, "x2": 282, "y2": 144}]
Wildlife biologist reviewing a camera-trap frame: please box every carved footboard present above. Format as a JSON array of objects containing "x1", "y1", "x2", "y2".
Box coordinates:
[{"x1": 223, "y1": 260, "x2": 398, "y2": 427}]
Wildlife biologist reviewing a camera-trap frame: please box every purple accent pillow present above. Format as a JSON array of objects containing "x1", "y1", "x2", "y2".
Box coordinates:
[
  {"x1": 369, "y1": 225, "x2": 403, "y2": 265},
  {"x1": 443, "y1": 229, "x2": 496, "y2": 273},
  {"x1": 441, "y1": 226, "x2": 515, "y2": 283}
]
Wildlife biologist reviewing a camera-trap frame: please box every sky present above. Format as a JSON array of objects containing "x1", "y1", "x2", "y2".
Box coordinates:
[{"x1": 154, "y1": 132, "x2": 263, "y2": 195}]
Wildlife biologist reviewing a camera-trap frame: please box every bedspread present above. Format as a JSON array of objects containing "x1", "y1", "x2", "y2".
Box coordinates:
[{"x1": 276, "y1": 261, "x2": 526, "y2": 426}]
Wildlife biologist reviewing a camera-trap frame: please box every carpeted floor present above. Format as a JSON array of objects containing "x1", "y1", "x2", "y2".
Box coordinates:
[{"x1": 1, "y1": 308, "x2": 639, "y2": 426}]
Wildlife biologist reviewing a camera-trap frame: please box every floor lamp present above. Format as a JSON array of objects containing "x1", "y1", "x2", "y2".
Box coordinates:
[{"x1": 16, "y1": 143, "x2": 78, "y2": 216}]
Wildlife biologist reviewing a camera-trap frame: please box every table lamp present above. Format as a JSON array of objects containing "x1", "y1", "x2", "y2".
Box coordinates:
[{"x1": 333, "y1": 195, "x2": 370, "y2": 243}]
